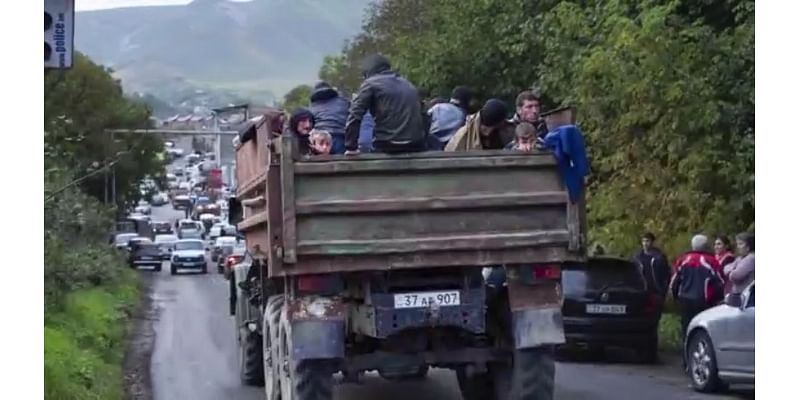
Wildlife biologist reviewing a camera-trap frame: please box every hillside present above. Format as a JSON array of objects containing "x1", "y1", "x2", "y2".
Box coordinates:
[{"x1": 76, "y1": 0, "x2": 372, "y2": 108}]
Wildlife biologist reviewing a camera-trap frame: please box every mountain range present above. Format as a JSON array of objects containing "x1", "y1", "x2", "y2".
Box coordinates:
[{"x1": 76, "y1": 0, "x2": 372, "y2": 115}]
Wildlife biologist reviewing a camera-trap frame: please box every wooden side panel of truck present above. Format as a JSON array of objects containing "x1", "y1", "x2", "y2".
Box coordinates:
[{"x1": 235, "y1": 117, "x2": 587, "y2": 277}]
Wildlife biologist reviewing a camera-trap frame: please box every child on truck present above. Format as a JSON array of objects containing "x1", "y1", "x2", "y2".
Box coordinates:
[
  {"x1": 506, "y1": 121, "x2": 538, "y2": 152},
  {"x1": 309, "y1": 129, "x2": 333, "y2": 155}
]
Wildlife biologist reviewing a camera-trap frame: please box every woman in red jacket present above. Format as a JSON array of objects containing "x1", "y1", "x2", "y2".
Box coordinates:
[{"x1": 714, "y1": 235, "x2": 736, "y2": 293}]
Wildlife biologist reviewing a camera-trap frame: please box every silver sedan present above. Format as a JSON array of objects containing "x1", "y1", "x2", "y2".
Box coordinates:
[{"x1": 685, "y1": 282, "x2": 755, "y2": 392}]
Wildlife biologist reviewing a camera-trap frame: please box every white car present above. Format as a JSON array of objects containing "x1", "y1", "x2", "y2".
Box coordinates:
[
  {"x1": 135, "y1": 200, "x2": 151, "y2": 215},
  {"x1": 151, "y1": 192, "x2": 169, "y2": 206},
  {"x1": 170, "y1": 239, "x2": 207, "y2": 275},
  {"x1": 211, "y1": 236, "x2": 238, "y2": 262},
  {"x1": 113, "y1": 233, "x2": 139, "y2": 250},
  {"x1": 685, "y1": 282, "x2": 755, "y2": 392},
  {"x1": 154, "y1": 234, "x2": 179, "y2": 260}
]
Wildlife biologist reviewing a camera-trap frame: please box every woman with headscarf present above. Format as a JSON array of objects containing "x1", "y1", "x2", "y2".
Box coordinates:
[
  {"x1": 725, "y1": 232, "x2": 755, "y2": 295},
  {"x1": 288, "y1": 107, "x2": 315, "y2": 156}
]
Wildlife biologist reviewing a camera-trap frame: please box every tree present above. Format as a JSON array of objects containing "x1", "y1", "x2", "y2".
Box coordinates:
[
  {"x1": 45, "y1": 52, "x2": 165, "y2": 213},
  {"x1": 281, "y1": 84, "x2": 312, "y2": 111},
  {"x1": 320, "y1": 0, "x2": 755, "y2": 257}
]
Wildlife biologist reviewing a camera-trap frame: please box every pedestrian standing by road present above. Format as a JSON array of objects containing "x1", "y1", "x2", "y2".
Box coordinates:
[
  {"x1": 714, "y1": 235, "x2": 736, "y2": 293},
  {"x1": 344, "y1": 54, "x2": 427, "y2": 155},
  {"x1": 632, "y1": 232, "x2": 671, "y2": 300},
  {"x1": 725, "y1": 232, "x2": 755, "y2": 295},
  {"x1": 670, "y1": 234, "x2": 725, "y2": 339}
]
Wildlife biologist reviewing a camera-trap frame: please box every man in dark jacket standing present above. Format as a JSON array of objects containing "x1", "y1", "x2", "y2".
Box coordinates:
[
  {"x1": 344, "y1": 54, "x2": 426, "y2": 154},
  {"x1": 670, "y1": 234, "x2": 724, "y2": 339},
  {"x1": 309, "y1": 81, "x2": 349, "y2": 154},
  {"x1": 633, "y1": 232, "x2": 671, "y2": 299}
]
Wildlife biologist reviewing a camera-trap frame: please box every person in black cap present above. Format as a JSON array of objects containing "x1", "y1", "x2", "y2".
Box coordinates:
[
  {"x1": 344, "y1": 54, "x2": 426, "y2": 154},
  {"x1": 445, "y1": 98, "x2": 515, "y2": 151},
  {"x1": 309, "y1": 81, "x2": 349, "y2": 154},
  {"x1": 426, "y1": 86, "x2": 473, "y2": 150}
]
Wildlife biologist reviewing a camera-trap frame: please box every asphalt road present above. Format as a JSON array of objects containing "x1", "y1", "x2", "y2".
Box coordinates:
[{"x1": 144, "y1": 200, "x2": 753, "y2": 400}]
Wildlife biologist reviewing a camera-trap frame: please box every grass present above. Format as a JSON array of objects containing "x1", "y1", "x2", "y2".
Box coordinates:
[
  {"x1": 658, "y1": 312, "x2": 683, "y2": 353},
  {"x1": 44, "y1": 270, "x2": 140, "y2": 400}
]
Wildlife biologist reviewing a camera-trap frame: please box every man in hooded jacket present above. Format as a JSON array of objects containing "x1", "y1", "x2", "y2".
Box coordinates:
[
  {"x1": 288, "y1": 107, "x2": 315, "y2": 156},
  {"x1": 309, "y1": 81, "x2": 349, "y2": 154},
  {"x1": 344, "y1": 54, "x2": 426, "y2": 154}
]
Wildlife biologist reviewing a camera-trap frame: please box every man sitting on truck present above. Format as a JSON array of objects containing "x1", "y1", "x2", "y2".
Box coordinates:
[
  {"x1": 344, "y1": 54, "x2": 426, "y2": 155},
  {"x1": 445, "y1": 98, "x2": 515, "y2": 151},
  {"x1": 310, "y1": 81, "x2": 349, "y2": 154},
  {"x1": 510, "y1": 90, "x2": 549, "y2": 139}
]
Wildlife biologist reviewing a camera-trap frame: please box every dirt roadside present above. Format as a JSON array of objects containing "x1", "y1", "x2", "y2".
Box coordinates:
[{"x1": 123, "y1": 273, "x2": 158, "y2": 400}]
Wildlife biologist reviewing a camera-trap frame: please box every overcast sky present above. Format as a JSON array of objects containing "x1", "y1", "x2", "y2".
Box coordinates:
[{"x1": 77, "y1": 0, "x2": 254, "y2": 11}]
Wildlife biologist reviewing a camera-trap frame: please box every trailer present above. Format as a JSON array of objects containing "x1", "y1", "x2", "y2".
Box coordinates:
[{"x1": 229, "y1": 112, "x2": 587, "y2": 400}]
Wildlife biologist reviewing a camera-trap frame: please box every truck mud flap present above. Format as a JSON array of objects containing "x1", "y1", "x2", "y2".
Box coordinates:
[
  {"x1": 286, "y1": 297, "x2": 346, "y2": 360},
  {"x1": 507, "y1": 280, "x2": 565, "y2": 349}
]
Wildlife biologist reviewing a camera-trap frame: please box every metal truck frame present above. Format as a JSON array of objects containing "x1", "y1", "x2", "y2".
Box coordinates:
[{"x1": 229, "y1": 113, "x2": 587, "y2": 400}]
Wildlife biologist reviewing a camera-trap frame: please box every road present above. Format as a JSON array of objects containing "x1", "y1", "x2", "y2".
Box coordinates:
[{"x1": 144, "y1": 168, "x2": 753, "y2": 399}]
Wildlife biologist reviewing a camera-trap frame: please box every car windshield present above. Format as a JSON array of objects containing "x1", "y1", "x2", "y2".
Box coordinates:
[
  {"x1": 216, "y1": 237, "x2": 236, "y2": 246},
  {"x1": 136, "y1": 244, "x2": 160, "y2": 255},
  {"x1": 562, "y1": 258, "x2": 646, "y2": 297},
  {"x1": 179, "y1": 222, "x2": 198, "y2": 230},
  {"x1": 115, "y1": 234, "x2": 137, "y2": 244},
  {"x1": 155, "y1": 235, "x2": 178, "y2": 243},
  {"x1": 175, "y1": 241, "x2": 203, "y2": 251}
]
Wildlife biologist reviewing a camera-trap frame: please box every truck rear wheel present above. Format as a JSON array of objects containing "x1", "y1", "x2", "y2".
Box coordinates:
[
  {"x1": 263, "y1": 295, "x2": 284, "y2": 400},
  {"x1": 458, "y1": 347, "x2": 555, "y2": 400},
  {"x1": 277, "y1": 305, "x2": 333, "y2": 400},
  {"x1": 239, "y1": 330, "x2": 264, "y2": 386}
]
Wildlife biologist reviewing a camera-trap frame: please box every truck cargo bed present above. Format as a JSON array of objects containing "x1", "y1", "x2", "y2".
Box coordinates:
[{"x1": 235, "y1": 121, "x2": 585, "y2": 277}]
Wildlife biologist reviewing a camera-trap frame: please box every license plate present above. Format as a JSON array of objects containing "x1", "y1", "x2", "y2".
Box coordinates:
[
  {"x1": 394, "y1": 291, "x2": 460, "y2": 309},
  {"x1": 586, "y1": 304, "x2": 627, "y2": 315}
]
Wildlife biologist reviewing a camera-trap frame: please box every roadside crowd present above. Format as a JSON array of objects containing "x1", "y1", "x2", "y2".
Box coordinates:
[{"x1": 633, "y1": 232, "x2": 755, "y2": 339}]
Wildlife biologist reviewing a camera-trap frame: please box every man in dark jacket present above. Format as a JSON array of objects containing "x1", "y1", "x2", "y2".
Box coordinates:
[
  {"x1": 344, "y1": 54, "x2": 426, "y2": 154},
  {"x1": 510, "y1": 90, "x2": 548, "y2": 139},
  {"x1": 670, "y1": 234, "x2": 724, "y2": 339},
  {"x1": 633, "y1": 232, "x2": 671, "y2": 299},
  {"x1": 309, "y1": 81, "x2": 349, "y2": 154}
]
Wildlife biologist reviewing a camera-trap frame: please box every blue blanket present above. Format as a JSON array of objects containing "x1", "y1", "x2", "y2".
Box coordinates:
[{"x1": 543, "y1": 125, "x2": 589, "y2": 203}]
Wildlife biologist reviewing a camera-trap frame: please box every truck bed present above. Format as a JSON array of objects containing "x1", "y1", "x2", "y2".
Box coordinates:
[{"x1": 235, "y1": 118, "x2": 586, "y2": 277}]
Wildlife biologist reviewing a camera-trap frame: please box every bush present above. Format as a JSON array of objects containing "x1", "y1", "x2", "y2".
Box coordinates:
[
  {"x1": 658, "y1": 313, "x2": 683, "y2": 353},
  {"x1": 44, "y1": 281, "x2": 138, "y2": 400}
]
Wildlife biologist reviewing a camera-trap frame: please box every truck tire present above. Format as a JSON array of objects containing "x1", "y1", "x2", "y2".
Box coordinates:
[
  {"x1": 263, "y1": 295, "x2": 284, "y2": 400},
  {"x1": 277, "y1": 305, "x2": 333, "y2": 400},
  {"x1": 507, "y1": 347, "x2": 556, "y2": 400},
  {"x1": 239, "y1": 330, "x2": 264, "y2": 386},
  {"x1": 456, "y1": 367, "x2": 494, "y2": 400}
]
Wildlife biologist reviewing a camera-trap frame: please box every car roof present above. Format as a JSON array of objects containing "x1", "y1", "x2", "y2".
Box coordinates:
[
  {"x1": 176, "y1": 239, "x2": 203, "y2": 244},
  {"x1": 130, "y1": 237, "x2": 152, "y2": 242},
  {"x1": 155, "y1": 234, "x2": 178, "y2": 240}
]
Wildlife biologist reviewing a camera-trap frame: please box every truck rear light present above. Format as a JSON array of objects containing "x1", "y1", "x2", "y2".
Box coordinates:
[{"x1": 533, "y1": 264, "x2": 561, "y2": 280}]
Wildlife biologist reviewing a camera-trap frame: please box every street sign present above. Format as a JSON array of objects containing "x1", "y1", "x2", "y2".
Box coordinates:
[{"x1": 44, "y1": 0, "x2": 75, "y2": 69}]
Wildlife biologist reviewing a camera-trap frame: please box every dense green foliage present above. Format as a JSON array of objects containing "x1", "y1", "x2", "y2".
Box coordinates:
[
  {"x1": 45, "y1": 52, "x2": 161, "y2": 399},
  {"x1": 282, "y1": 84, "x2": 313, "y2": 112},
  {"x1": 322, "y1": 0, "x2": 754, "y2": 257}
]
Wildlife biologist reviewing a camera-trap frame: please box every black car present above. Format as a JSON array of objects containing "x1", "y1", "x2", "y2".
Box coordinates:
[
  {"x1": 153, "y1": 221, "x2": 173, "y2": 235},
  {"x1": 561, "y1": 256, "x2": 662, "y2": 363},
  {"x1": 128, "y1": 243, "x2": 162, "y2": 271}
]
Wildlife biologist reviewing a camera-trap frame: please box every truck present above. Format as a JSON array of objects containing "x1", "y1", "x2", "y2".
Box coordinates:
[{"x1": 229, "y1": 112, "x2": 587, "y2": 400}]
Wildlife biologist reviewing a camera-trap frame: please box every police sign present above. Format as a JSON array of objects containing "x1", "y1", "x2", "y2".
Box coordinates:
[{"x1": 44, "y1": 0, "x2": 74, "y2": 69}]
